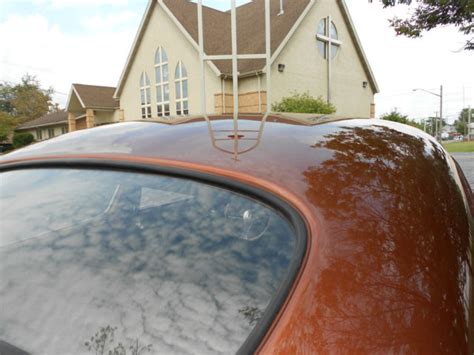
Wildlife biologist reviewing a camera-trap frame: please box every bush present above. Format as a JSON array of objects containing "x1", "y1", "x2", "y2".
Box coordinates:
[
  {"x1": 13, "y1": 132, "x2": 34, "y2": 149},
  {"x1": 272, "y1": 92, "x2": 336, "y2": 114}
]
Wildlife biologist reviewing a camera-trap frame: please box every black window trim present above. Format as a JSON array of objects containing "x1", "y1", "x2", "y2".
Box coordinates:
[{"x1": 0, "y1": 158, "x2": 308, "y2": 354}]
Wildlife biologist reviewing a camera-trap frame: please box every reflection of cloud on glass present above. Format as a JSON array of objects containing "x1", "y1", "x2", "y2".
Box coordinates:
[{"x1": 0, "y1": 169, "x2": 296, "y2": 354}]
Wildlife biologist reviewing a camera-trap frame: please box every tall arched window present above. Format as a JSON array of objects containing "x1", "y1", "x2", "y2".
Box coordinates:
[
  {"x1": 175, "y1": 61, "x2": 189, "y2": 116},
  {"x1": 140, "y1": 72, "x2": 151, "y2": 119},
  {"x1": 155, "y1": 47, "x2": 170, "y2": 117}
]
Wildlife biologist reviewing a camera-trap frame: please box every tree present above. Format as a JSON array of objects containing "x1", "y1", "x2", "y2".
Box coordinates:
[
  {"x1": 370, "y1": 0, "x2": 474, "y2": 50},
  {"x1": 0, "y1": 111, "x2": 16, "y2": 142},
  {"x1": 12, "y1": 132, "x2": 34, "y2": 149},
  {"x1": 454, "y1": 108, "x2": 471, "y2": 135},
  {"x1": 272, "y1": 92, "x2": 337, "y2": 114},
  {"x1": 0, "y1": 74, "x2": 55, "y2": 123},
  {"x1": 380, "y1": 109, "x2": 424, "y2": 130}
]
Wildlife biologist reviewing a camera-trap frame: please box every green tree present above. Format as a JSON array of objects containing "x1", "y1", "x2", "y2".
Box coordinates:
[
  {"x1": 12, "y1": 132, "x2": 34, "y2": 149},
  {"x1": 380, "y1": 109, "x2": 424, "y2": 130},
  {"x1": 454, "y1": 108, "x2": 471, "y2": 135},
  {"x1": 0, "y1": 74, "x2": 54, "y2": 123},
  {"x1": 370, "y1": 0, "x2": 474, "y2": 50},
  {"x1": 0, "y1": 111, "x2": 16, "y2": 142},
  {"x1": 272, "y1": 92, "x2": 336, "y2": 114}
]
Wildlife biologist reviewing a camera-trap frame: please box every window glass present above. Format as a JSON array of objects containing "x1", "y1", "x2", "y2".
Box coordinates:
[
  {"x1": 163, "y1": 64, "x2": 169, "y2": 82},
  {"x1": 317, "y1": 18, "x2": 326, "y2": 36},
  {"x1": 330, "y1": 21, "x2": 338, "y2": 40},
  {"x1": 318, "y1": 40, "x2": 327, "y2": 59},
  {"x1": 164, "y1": 84, "x2": 169, "y2": 101},
  {"x1": 181, "y1": 64, "x2": 187, "y2": 78},
  {"x1": 176, "y1": 81, "x2": 181, "y2": 99},
  {"x1": 0, "y1": 168, "x2": 297, "y2": 354},
  {"x1": 183, "y1": 79, "x2": 188, "y2": 98},
  {"x1": 331, "y1": 43, "x2": 339, "y2": 59}
]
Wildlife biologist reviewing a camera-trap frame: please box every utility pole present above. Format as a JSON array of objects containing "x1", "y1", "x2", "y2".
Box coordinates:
[
  {"x1": 439, "y1": 85, "x2": 443, "y2": 142},
  {"x1": 413, "y1": 85, "x2": 444, "y2": 141},
  {"x1": 469, "y1": 106, "x2": 472, "y2": 141}
]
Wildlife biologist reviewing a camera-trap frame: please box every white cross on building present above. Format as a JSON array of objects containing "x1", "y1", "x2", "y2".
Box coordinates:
[{"x1": 316, "y1": 15, "x2": 342, "y2": 104}]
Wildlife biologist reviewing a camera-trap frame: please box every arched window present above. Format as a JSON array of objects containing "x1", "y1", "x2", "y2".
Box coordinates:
[
  {"x1": 316, "y1": 17, "x2": 340, "y2": 60},
  {"x1": 155, "y1": 47, "x2": 170, "y2": 117},
  {"x1": 175, "y1": 61, "x2": 189, "y2": 116},
  {"x1": 140, "y1": 72, "x2": 151, "y2": 119}
]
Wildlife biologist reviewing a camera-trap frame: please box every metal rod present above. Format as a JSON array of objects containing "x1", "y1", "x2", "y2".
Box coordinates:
[
  {"x1": 231, "y1": 0, "x2": 239, "y2": 124},
  {"x1": 265, "y1": 0, "x2": 271, "y2": 114},
  {"x1": 197, "y1": 0, "x2": 206, "y2": 115},
  {"x1": 327, "y1": 16, "x2": 332, "y2": 104}
]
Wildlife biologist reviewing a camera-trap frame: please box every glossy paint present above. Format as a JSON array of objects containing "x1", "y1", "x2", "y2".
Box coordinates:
[{"x1": 1, "y1": 116, "x2": 473, "y2": 353}]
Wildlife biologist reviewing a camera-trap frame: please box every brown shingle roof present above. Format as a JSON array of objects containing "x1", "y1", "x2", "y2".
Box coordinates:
[
  {"x1": 16, "y1": 110, "x2": 68, "y2": 130},
  {"x1": 73, "y1": 84, "x2": 119, "y2": 109},
  {"x1": 162, "y1": 0, "x2": 310, "y2": 75}
]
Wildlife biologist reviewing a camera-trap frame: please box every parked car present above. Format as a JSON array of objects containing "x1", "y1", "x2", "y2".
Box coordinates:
[{"x1": 0, "y1": 115, "x2": 472, "y2": 354}]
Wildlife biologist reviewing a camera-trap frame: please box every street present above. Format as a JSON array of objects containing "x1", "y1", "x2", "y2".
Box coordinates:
[{"x1": 452, "y1": 153, "x2": 474, "y2": 191}]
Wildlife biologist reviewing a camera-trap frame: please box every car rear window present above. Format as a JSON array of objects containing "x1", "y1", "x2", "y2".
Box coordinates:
[{"x1": 0, "y1": 168, "x2": 299, "y2": 354}]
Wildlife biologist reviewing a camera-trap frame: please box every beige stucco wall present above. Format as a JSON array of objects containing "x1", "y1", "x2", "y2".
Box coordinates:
[
  {"x1": 119, "y1": 3, "x2": 222, "y2": 120},
  {"x1": 94, "y1": 110, "x2": 118, "y2": 125},
  {"x1": 269, "y1": 0, "x2": 375, "y2": 117}
]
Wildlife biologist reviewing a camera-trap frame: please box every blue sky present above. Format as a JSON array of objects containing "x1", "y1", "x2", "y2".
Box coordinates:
[{"x1": 0, "y1": 0, "x2": 472, "y2": 122}]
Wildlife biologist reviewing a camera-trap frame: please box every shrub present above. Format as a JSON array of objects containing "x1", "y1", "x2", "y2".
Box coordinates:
[
  {"x1": 272, "y1": 92, "x2": 336, "y2": 114},
  {"x1": 13, "y1": 132, "x2": 34, "y2": 149}
]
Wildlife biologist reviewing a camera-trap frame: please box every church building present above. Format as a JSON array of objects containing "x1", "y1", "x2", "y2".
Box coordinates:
[{"x1": 66, "y1": 0, "x2": 378, "y2": 132}]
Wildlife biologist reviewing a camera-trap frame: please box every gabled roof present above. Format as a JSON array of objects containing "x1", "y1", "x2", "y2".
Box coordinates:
[
  {"x1": 16, "y1": 110, "x2": 68, "y2": 130},
  {"x1": 115, "y1": 0, "x2": 379, "y2": 98},
  {"x1": 162, "y1": 0, "x2": 311, "y2": 75},
  {"x1": 67, "y1": 84, "x2": 119, "y2": 111}
]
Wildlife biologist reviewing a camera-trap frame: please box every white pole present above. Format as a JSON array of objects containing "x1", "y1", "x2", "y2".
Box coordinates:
[
  {"x1": 469, "y1": 106, "x2": 472, "y2": 141},
  {"x1": 257, "y1": 74, "x2": 262, "y2": 113},
  {"x1": 231, "y1": 0, "x2": 239, "y2": 123},
  {"x1": 265, "y1": 0, "x2": 271, "y2": 114},
  {"x1": 327, "y1": 16, "x2": 332, "y2": 104},
  {"x1": 222, "y1": 77, "x2": 226, "y2": 114},
  {"x1": 197, "y1": 0, "x2": 206, "y2": 115}
]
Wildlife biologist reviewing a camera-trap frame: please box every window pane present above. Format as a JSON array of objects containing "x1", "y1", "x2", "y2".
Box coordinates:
[
  {"x1": 183, "y1": 100, "x2": 189, "y2": 111},
  {"x1": 141, "y1": 107, "x2": 146, "y2": 118},
  {"x1": 163, "y1": 64, "x2": 169, "y2": 82},
  {"x1": 175, "y1": 63, "x2": 181, "y2": 79},
  {"x1": 330, "y1": 21, "x2": 338, "y2": 40},
  {"x1": 155, "y1": 48, "x2": 162, "y2": 64},
  {"x1": 146, "y1": 88, "x2": 151, "y2": 104},
  {"x1": 318, "y1": 40, "x2": 326, "y2": 59},
  {"x1": 181, "y1": 64, "x2": 187, "y2": 77},
  {"x1": 164, "y1": 84, "x2": 170, "y2": 101},
  {"x1": 157, "y1": 105, "x2": 162, "y2": 116},
  {"x1": 161, "y1": 48, "x2": 168, "y2": 62},
  {"x1": 317, "y1": 18, "x2": 326, "y2": 36},
  {"x1": 147, "y1": 106, "x2": 152, "y2": 118},
  {"x1": 164, "y1": 103, "x2": 170, "y2": 115},
  {"x1": 0, "y1": 168, "x2": 297, "y2": 354},
  {"x1": 140, "y1": 73, "x2": 145, "y2": 87},
  {"x1": 183, "y1": 80, "x2": 188, "y2": 98},
  {"x1": 177, "y1": 101, "x2": 181, "y2": 112},
  {"x1": 331, "y1": 44, "x2": 339, "y2": 59},
  {"x1": 184, "y1": 109, "x2": 189, "y2": 115},
  {"x1": 155, "y1": 66, "x2": 161, "y2": 84},
  {"x1": 176, "y1": 82, "x2": 181, "y2": 99},
  {"x1": 157, "y1": 86, "x2": 162, "y2": 103},
  {"x1": 145, "y1": 73, "x2": 150, "y2": 86}
]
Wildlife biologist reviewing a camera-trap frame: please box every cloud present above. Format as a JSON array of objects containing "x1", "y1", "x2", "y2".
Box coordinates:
[
  {"x1": 0, "y1": 13, "x2": 137, "y2": 107},
  {"x1": 31, "y1": 0, "x2": 129, "y2": 7}
]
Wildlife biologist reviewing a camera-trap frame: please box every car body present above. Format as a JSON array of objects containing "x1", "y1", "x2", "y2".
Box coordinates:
[{"x1": 1, "y1": 114, "x2": 473, "y2": 354}]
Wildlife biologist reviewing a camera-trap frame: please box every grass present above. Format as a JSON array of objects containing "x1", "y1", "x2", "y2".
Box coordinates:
[{"x1": 443, "y1": 141, "x2": 474, "y2": 153}]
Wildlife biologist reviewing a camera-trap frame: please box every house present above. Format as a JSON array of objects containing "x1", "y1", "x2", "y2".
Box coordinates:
[
  {"x1": 67, "y1": 0, "x2": 378, "y2": 132},
  {"x1": 16, "y1": 110, "x2": 69, "y2": 141}
]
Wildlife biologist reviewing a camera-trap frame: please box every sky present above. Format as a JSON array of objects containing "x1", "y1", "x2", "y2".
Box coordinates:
[{"x1": 0, "y1": 0, "x2": 472, "y2": 123}]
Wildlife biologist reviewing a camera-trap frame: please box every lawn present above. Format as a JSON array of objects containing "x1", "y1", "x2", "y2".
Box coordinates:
[{"x1": 443, "y1": 141, "x2": 474, "y2": 153}]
